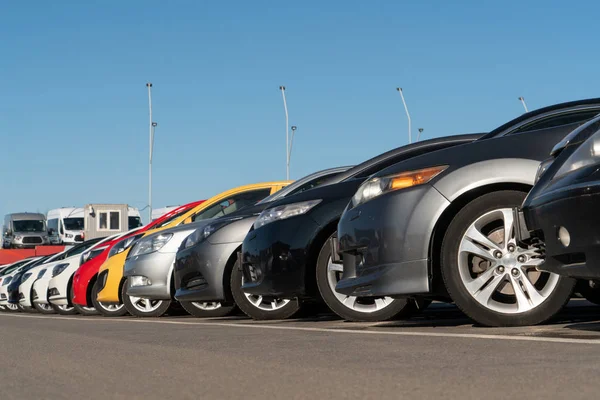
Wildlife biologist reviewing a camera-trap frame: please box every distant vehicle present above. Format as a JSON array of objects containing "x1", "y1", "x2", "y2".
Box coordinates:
[
  {"x1": 128, "y1": 207, "x2": 143, "y2": 230},
  {"x1": 2, "y1": 213, "x2": 50, "y2": 249},
  {"x1": 47, "y1": 208, "x2": 85, "y2": 245}
]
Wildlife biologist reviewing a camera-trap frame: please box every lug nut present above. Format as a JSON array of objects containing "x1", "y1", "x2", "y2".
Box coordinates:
[
  {"x1": 511, "y1": 268, "x2": 520, "y2": 277},
  {"x1": 494, "y1": 251, "x2": 503, "y2": 259},
  {"x1": 497, "y1": 266, "x2": 505, "y2": 273},
  {"x1": 508, "y1": 244, "x2": 516, "y2": 252},
  {"x1": 517, "y1": 255, "x2": 526, "y2": 263}
]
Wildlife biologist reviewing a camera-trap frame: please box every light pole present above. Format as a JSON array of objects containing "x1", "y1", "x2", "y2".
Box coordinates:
[
  {"x1": 417, "y1": 128, "x2": 424, "y2": 141},
  {"x1": 280, "y1": 86, "x2": 290, "y2": 180},
  {"x1": 396, "y1": 88, "x2": 412, "y2": 144},
  {"x1": 518, "y1": 96, "x2": 529, "y2": 113},
  {"x1": 288, "y1": 125, "x2": 297, "y2": 175},
  {"x1": 146, "y1": 83, "x2": 157, "y2": 223}
]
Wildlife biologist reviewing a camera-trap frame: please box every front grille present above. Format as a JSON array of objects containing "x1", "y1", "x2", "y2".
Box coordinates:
[{"x1": 23, "y1": 237, "x2": 43, "y2": 244}]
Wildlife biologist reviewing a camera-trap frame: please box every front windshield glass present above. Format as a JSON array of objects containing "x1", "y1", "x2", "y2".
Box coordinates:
[
  {"x1": 13, "y1": 220, "x2": 45, "y2": 232},
  {"x1": 63, "y1": 217, "x2": 84, "y2": 231},
  {"x1": 128, "y1": 217, "x2": 143, "y2": 229}
]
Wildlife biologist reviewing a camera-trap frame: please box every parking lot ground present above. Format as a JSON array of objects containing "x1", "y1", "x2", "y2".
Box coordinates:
[{"x1": 1, "y1": 299, "x2": 600, "y2": 399}]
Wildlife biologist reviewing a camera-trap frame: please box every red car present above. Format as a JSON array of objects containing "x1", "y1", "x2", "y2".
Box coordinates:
[{"x1": 72, "y1": 201, "x2": 204, "y2": 314}]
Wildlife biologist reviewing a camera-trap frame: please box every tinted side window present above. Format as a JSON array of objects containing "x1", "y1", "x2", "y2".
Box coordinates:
[
  {"x1": 192, "y1": 189, "x2": 271, "y2": 222},
  {"x1": 47, "y1": 218, "x2": 58, "y2": 233},
  {"x1": 510, "y1": 110, "x2": 599, "y2": 135}
]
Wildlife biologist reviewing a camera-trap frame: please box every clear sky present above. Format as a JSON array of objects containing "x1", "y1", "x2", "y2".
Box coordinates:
[{"x1": 1, "y1": 1, "x2": 598, "y2": 223}]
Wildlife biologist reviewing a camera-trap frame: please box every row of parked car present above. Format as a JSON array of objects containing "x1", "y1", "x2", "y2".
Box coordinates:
[{"x1": 2, "y1": 98, "x2": 600, "y2": 326}]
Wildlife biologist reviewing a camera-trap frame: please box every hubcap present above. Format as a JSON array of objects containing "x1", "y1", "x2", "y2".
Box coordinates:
[
  {"x1": 38, "y1": 303, "x2": 52, "y2": 311},
  {"x1": 241, "y1": 276, "x2": 291, "y2": 311},
  {"x1": 191, "y1": 302, "x2": 222, "y2": 311},
  {"x1": 99, "y1": 302, "x2": 124, "y2": 312},
  {"x1": 128, "y1": 295, "x2": 163, "y2": 313},
  {"x1": 458, "y1": 208, "x2": 558, "y2": 314},
  {"x1": 326, "y1": 257, "x2": 395, "y2": 313},
  {"x1": 57, "y1": 304, "x2": 74, "y2": 312}
]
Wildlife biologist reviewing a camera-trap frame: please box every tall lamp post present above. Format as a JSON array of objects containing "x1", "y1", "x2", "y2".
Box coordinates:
[
  {"x1": 417, "y1": 128, "x2": 424, "y2": 141},
  {"x1": 396, "y1": 88, "x2": 412, "y2": 144},
  {"x1": 518, "y1": 96, "x2": 529, "y2": 113},
  {"x1": 146, "y1": 83, "x2": 157, "y2": 223},
  {"x1": 280, "y1": 86, "x2": 290, "y2": 180}
]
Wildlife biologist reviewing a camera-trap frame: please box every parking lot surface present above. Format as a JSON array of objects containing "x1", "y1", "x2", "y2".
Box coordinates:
[{"x1": 2, "y1": 300, "x2": 600, "y2": 399}]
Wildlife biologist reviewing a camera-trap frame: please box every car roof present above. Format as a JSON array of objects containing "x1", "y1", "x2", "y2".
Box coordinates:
[{"x1": 5, "y1": 212, "x2": 46, "y2": 220}]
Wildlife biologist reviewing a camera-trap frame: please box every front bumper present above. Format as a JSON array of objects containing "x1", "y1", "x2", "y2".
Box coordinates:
[
  {"x1": 336, "y1": 185, "x2": 449, "y2": 297},
  {"x1": 520, "y1": 190, "x2": 600, "y2": 279},
  {"x1": 240, "y1": 216, "x2": 321, "y2": 298},
  {"x1": 97, "y1": 251, "x2": 128, "y2": 303},
  {"x1": 18, "y1": 279, "x2": 36, "y2": 307},
  {"x1": 174, "y1": 240, "x2": 241, "y2": 303},
  {"x1": 123, "y1": 251, "x2": 176, "y2": 300},
  {"x1": 32, "y1": 276, "x2": 52, "y2": 304}
]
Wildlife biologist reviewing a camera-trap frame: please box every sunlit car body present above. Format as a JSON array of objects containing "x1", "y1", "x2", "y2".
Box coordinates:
[
  {"x1": 96, "y1": 182, "x2": 290, "y2": 304},
  {"x1": 71, "y1": 201, "x2": 204, "y2": 307},
  {"x1": 125, "y1": 168, "x2": 348, "y2": 317},
  {"x1": 0, "y1": 258, "x2": 41, "y2": 310}
]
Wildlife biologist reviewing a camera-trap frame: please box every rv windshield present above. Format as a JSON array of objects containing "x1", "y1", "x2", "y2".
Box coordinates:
[
  {"x1": 64, "y1": 218, "x2": 84, "y2": 231},
  {"x1": 13, "y1": 220, "x2": 45, "y2": 232}
]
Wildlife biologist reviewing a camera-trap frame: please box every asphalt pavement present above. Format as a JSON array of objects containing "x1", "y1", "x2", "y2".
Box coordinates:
[{"x1": 2, "y1": 301, "x2": 600, "y2": 400}]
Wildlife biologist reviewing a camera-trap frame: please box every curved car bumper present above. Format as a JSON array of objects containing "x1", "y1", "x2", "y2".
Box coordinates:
[
  {"x1": 48, "y1": 266, "x2": 78, "y2": 305},
  {"x1": 240, "y1": 216, "x2": 321, "y2": 298},
  {"x1": 174, "y1": 241, "x2": 240, "y2": 303},
  {"x1": 123, "y1": 252, "x2": 175, "y2": 300},
  {"x1": 97, "y1": 251, "x2": 128, "y2": 303},
  {"x1": 521, "y1": 188, "x2": 600, "y2": 279},
  {"x1": 18, "y1": 279, "x2": 36, "y2": 307},
  {"x1": 336, "y1": 185, "x2": 449, "y2": 297},
  {"x1": 32, "y1": 276, "x2": 52, "y2": 304}
]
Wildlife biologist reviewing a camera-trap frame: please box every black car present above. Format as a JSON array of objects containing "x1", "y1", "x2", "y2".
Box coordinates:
[
  {"x1": 238, "y1": 133, "x2": 481, "y2": 321},
  {"x1": 336, "y1": 99, "x2": 600, "y2": 327},
  {"x1": 518, "y1": 114, "x2": 600, "y2": 303}
]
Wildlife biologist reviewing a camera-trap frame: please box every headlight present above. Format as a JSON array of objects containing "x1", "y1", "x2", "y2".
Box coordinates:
[
  {"x1": 351, "y1": 166, "x2": 448, "y2": 208},
  {"x1": 534, "y1": 158, "x2": 554, "y2": 184},
  {"x1": 66, "y1": 233, "x2": 73, "y2": 238},
  {"x1": 51, "y1": 263, "x2": 69, "y2": 278},
  {"x1": 129, "y1": 233, "x2": 173, "y2": 257},
  {"x1": 3, "y1": 277, "x2": 12, "y2": 286},
  {"x1": 108, "y1": 234, "x2": 143, "y2": 258},
  {"x1": 253, "y1": 200, "x2": 322, "y2": 229},
  {"x1": 184, "y1": 220, "x2": 237, "y2": 249},
  {"x1": 554, "y1": 128, "x2": 600, "y2": 179},
  {"x1": 37, "y1": 269, "x2": 46, "y2": 279},
  {"x1": 21, "y1": 272, "x2": 32, "y2": 283}
]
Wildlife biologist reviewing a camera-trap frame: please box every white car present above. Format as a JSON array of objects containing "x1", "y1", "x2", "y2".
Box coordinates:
[
  {"x1": 0, "y1": 257, "x2": 41, "y2": 311},
  {"x1": 47, "y1": 235, "x2": 119, "y2": 315},
  {"x1": 18, "y1": 252, "x2": 68, "y2": 312},
  {"x1": 31, "y1": 238, "x2": 106, "y2": 314}
]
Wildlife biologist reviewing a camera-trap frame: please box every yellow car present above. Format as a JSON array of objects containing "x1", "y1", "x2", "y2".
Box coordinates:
[{"x1": 94, "y1": 181, "x2": 290, "y2": 311}]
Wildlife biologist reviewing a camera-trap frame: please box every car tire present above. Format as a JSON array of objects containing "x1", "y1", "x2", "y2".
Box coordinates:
[
  {"x1": 5, "y1": 303, "x2": 20, "y2": 312},
  {"x1": 91, "y1": 280, "x2": 128, "y2": 317},
  {"x1": 230, "y1": 259, "x2": 301, "y2": 320},
  {"x1": 70, "y1": 286, "x2": 99, "y2": 316},
  {"x1": 575, "y1": 280, "x2": 600, "y2": 305},
  {"x1": 316, "y1": 233, "x2": 423, "y2": 321},
  {"x1": 121, "y1": 279, "x2": 171, "y2": 318},
  {"x1": 441, "y1": 190, "x2": 575, "y2": 327},
  {"x1": 179, "y1": 300, "x2": 236, "y2": 318},
  {"x1": 33, "y1": 301, "x2": 56, "y2": 314}
]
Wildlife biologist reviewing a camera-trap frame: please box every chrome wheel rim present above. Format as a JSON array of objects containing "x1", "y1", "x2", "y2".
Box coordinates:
[
  {"x1": 98, "y1": 302, "x2": 124, "y2": 312},
  {"x1": 326, "y1": 257, "x2": 396, "y2": 313},
  {"x1": 191, "y1": 302, "x2": 222, "y2": 311},
  {"x1": 6, "y1": 303, "x2": 18, "y2": 311},
  {"x1": 457, "y1": 208, "x2": 558, "y2": 314},
  {"x1": 37, "y1": 303, "x2": 53, "y2": 311},
  {"x1": 57, "y1": 304, "x2": 74, "y2": 312},
  {"x1": 128, "y1": 295, "x2": 163, "y2": 313},
  {"x1": 241, "y1": 276, "x2": 291, "y2": 311}
]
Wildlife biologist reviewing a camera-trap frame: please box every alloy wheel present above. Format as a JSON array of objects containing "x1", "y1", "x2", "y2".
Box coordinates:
[
  {"x1": 36, "y1": 303, "x2": 53, "y2": 311},
  {"x1": 457, "y1": 208, "x2": 558, "y2": 314},
  {"x1": 98, "y1": 302, "x2": 124, "y2": 312},
  {"x1": 326, "y1": 257, "x2": 396, "y2": 313},
  {"x1": 242, "y1": 276, "x2": 290, "y2": 311},
  {"x1": 128, "y1": 295, "x2": 164, "y2": 313},
  {"x1": 190, "y1": 302, "x2": 222, "y2": 311}
]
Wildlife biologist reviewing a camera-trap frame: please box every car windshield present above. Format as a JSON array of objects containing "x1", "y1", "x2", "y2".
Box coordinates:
[
  {"x1": 13, "y1": 220, "x2": 45, "y2": 232},
  {"x1": 149, "y1": 207, "x2": 192, "y2": 230},
  {"x1": 63, "y1": 217, "x2": 84, "y2": 231},
  {"x1": 128, "y1": 217, "x2": 143, "y2": 229}
]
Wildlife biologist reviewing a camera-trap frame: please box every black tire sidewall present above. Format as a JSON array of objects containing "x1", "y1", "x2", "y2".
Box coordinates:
[
  {"x1": 179, "y1": 300, "x2": 235, "y2": 318},
  {"x1": 121, "y1": 279, "x2": 171, "y2": 318},
  {"x1": 441, "y1": 190, "x2": 575, "y2": 327},
  {"x1": 70, "y1": 285, "x2": 99, "y2": 316},
  {"x1": 91, "y1": 280, "x2": 128, "y2": 317},
  {"x1": 230, "y1": 259, "x2": 301, "y2": 320},
  {"x1": 315, "y1": 233, "x2": 412, "y2": 322}
]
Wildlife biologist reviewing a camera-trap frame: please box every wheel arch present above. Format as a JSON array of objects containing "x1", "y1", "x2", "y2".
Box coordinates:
[
  {"x1": 428, "y1": 182, "x2": 532, "y2": 296},
  {"x1": 221, "y1": 245, "x2": 242, "y2": 304},
  {"x1": 304, "y1": 219, "x2": 339, "y2": 299},
  {"x1": 86, "y1": 273, "x2": 98, "y2": 307}
]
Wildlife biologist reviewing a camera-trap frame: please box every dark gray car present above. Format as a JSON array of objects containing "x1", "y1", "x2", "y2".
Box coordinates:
[{"x1": 337, "y1": 98, "x2": 600, "y2": 327}]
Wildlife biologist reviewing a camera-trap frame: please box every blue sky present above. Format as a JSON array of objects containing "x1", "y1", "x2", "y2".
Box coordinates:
[{"x1": 1, "y1": 1, "x2": 598, "y2": 223}]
